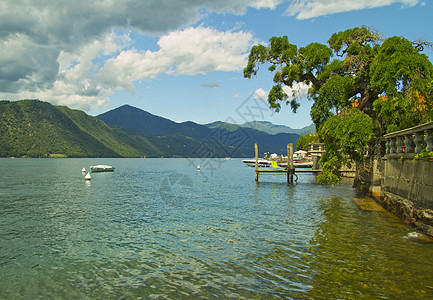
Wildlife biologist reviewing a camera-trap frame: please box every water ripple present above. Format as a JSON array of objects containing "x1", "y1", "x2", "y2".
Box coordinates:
[{"x1": 1, "y1": 158, "x2": 433, "y2": 299}]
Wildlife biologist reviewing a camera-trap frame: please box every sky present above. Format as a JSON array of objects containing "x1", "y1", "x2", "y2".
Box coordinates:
[{"x1": 0, "y1": 0, "x2": 432, "y2": 128}]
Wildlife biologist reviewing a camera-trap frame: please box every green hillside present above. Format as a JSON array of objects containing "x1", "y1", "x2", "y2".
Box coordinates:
[
  {"x1": 0, "y1": 100, "x2": 158, "y2": 157},
  {"x1": 0, "y1": 100, "x2": 301, "y2": 158}
]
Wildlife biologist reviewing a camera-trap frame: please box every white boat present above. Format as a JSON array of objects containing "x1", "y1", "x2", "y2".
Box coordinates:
[
  {"x1": 242, "y1": 159, "x2": 272, "y2": 167},
  {"x1": 90, "y1": 165, "x2": 115, "y2": 172},
  {"x1": 84, "y1": 172, "x2": 92, "y2": 180}
]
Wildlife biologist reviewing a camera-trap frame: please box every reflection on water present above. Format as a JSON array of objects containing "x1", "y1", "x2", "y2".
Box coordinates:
[{"x1": 1, "y1": 158, "x2": 433, "y2": 299}]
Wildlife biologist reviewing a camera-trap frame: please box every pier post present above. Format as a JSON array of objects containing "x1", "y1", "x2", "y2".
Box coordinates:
[
  {"x1": 255, "y1": 143, "x2": 259, "y2": 182},
  {"x1": 287, "y1": 144, "x2": 294, "y2": 183}
]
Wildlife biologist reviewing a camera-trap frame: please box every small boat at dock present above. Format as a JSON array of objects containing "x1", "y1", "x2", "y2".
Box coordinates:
[
  {"x1": 277, "y1": 161, "x2": 313, "y2": 168},
  {"x1": 242, "y1": 159, "x2": 272, "y2": 167},
  {"x1": 294, "y1": 162, "x2": 313, "y2": 168},
  {"x1": 90, "y1": 165, "x2": 115, "y2": 172}
]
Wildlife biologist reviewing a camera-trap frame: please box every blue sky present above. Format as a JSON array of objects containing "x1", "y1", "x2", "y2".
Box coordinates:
[{"x1": 0, "y1": 0, "x2": 431, "y2": 128}]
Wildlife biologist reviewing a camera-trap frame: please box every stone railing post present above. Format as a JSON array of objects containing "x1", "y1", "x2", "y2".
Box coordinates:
[
  {"x1": 389, "y1": 137, "x2": 396, "y2": 154},
  {"x1": 426, "y1": 129, "x2": 433, "y2": 153},
  {"x1": 396, "y1": 136, "x2": 404, "y2": 153},
  {"x1": 414, "y1": 132, "x2": 424, "y2": 153},
  {"x1": 385, "y1": 139, "x2": 390, "y2": 155},
  {"x1": 404, "y1": 134, "x2": 415, "y2": 154}
]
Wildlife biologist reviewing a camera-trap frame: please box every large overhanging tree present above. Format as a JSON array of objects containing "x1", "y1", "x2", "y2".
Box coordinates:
[{"x1": 244, "y1": 26, "x2": 433, "y2": 183}]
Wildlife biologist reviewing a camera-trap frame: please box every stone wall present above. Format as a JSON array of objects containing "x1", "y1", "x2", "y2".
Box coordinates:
[
  {"x1": 382, "y1": 156, "x2": 433, "y2": 210},
  {"x1": 379, "y1": 156, "x2": 433, "y2": 237},
  {"x1": 375, "y1": 121, "x2": 433, "y2": 237}
]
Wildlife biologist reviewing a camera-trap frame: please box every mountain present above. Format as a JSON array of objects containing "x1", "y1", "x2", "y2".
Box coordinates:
[
  {"x1": 205, "y1": 121, "x2": 242, "y2": 132},
  {"x1": 98, "y1": 105, "x2": 212, "y2": 140},
  {"x1": 240, "y1": 121, "x2": 315, "y2": 136},
  {"x1": 97, "y1": 105, "x2": 300, "y2": 157},
  {"x1": 97, "y1": 104, "x2": 176, "y2": 136},
  {"x1": 0, "y1": 100, "x2": 301, "y2": 158},
  {"x1": 0, "y1": 100, "x2": 160, "y2": 157}
]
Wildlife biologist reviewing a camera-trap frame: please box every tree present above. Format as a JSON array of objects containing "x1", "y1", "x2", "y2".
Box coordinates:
[
  {"x1": 296, "y1": 132, "x2": 318, "y2": 151},
  {"x1": 371, "y1": 37, "x2": 433, "y2": 133},
  {"x1": 244, "y1": 26, "x2": 433, "y2": 183},
  {"x1": 317, "y1": 108, "x2": 374, "y2": 184}
]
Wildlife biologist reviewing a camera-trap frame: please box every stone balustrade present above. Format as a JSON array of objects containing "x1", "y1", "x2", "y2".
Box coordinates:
[{"x1": 383, "y1": 121, "x2": 433, "y2": 156}]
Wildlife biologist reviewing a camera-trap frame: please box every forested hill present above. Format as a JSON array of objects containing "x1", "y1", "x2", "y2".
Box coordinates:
[
  {"x1": 0, "y1": 100, "x2": 300, "y2": 158},
  {"x1": 0, "y1": 100, "x2": 159, "y2": 157}
]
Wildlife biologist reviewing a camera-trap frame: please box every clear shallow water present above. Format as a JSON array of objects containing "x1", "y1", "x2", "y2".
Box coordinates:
[{"x1": 1, "y1": 158, "x2": 433, "y2": 299}]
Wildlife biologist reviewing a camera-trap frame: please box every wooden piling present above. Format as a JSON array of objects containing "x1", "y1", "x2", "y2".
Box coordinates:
[
  {"x1": 287, "y1": 143, "x2": 294, "y2": 183},
  {"x1": 255, "y1": 143, "x2": 259, "y2": 182}
]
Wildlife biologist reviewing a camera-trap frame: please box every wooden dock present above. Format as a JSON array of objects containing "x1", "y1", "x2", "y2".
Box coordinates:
[{"x1": 254, "y1": 143, "x2": 321, "y2": 183}]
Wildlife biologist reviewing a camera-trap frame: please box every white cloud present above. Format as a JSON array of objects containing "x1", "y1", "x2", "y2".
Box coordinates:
[
  {"x1": 286, "y1": 0, "x2": 420, "y2": 19},
  {"x1": 253, "y1": 83, "x2": 310, "y2": 100},
  {"x1": 4, "y1": 27, "x2": 255, "y2": 109},
  {"x1": 253, "y1": 88, "x2": 270, "y2": 100},
  {"x1": 96, "y1": 27, "x2": 254, "y2": 87},
  {"x1": 0, "y1": 0, "x2": 270, "y2": 110},
  {"x1": 6, "y1": 32, "x2": 132, "y2": 110},
  {"x1": 283, "y1": 83, "x2": 310, "y2": 99},
  {"x1": 252, "y1": 0, "x2": 283, "y2": 9}
]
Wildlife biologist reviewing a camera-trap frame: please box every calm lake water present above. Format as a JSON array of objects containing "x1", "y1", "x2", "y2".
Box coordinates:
[{"x1": 1, "y1": 158, "x2": 433, "y2": 299}]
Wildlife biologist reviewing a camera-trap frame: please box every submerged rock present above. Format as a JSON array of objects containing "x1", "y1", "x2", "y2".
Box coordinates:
[{"x1": 351, "y1": 197, "x2": 386, "y2": 212}]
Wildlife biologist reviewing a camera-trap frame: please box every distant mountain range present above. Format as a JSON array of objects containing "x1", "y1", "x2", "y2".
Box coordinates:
[
  {"x1": 0, "y1": 100, "x2": 314, "y2": 158},
  {"x1": 206, "y1": 120, "x2": 315, "y2": 136},
  {"x1": 98, "y1": 105, "x2": 307, "y2": 157},
  {"x1": 240, "y1": 121, "x2": 315, "y2": 136}
]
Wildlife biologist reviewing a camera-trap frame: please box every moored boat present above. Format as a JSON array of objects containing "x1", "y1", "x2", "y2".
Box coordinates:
[
  {"x1": 242, "y1": 159, "x2": 272, "y2": 167},
  {"x1": 90, "y1": 165, "x2": 115, "y2": 172},
  {"x1": 294, "y1": 162, "x2": 313, "y2": 168},
  {"x1": 278, "y1": 161, "x2": 313, "y2": 168}
]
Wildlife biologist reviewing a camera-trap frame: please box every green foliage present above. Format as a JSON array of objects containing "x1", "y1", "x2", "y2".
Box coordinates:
[
  {"x1": 373, "y1": 93, "x2": 433, "y2": 133},
  {"x1": 317, "y1": 108, "x2": 374, "y2": 184},
  {"x1": 296, "y1": 132, "x2": 318, "y2": 151},
  {"x1": 413, "y1": 150, "x2": 433, "y2": 161},
  {"x1": 327, "y1": 26, "x2": 379, "y2": 57},
  {"x1": 371, "y1": 37, "x2": 432, "y2": 95},
  {"x1": 311, "y1": 75, "x2": 355, "y2": 128},
  {"x1": 316, "y1": 154, "x2": 342, "y2": 185},
  {"x1": 370, "y1": 36, "x2": 433, "y2": 133},
  {"x1": 268, "y1": 85, "x2": 289, "y2": 112}
]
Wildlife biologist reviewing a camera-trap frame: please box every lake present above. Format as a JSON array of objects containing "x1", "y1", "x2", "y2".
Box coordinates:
[{"x1": 1, "y1": 158, "x2": 433, "y2": 299}]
